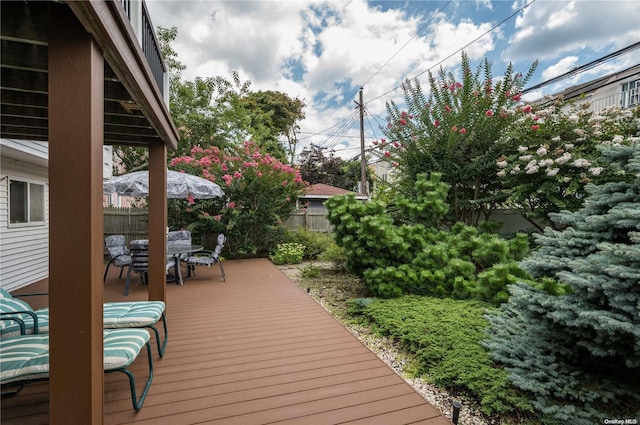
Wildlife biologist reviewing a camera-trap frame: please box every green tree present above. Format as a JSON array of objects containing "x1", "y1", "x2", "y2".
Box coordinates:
[
  {"x1": 242, "y1": 90, "x2": 306, "y2": 162},
  {"x1": 484, "y1": 142, "x2": 640, "y2": 423},
  {"x1": 168, "y1": 141, "x2": 308, "y2": 257},
  {"x1": 154, "y1": 27, "x2": 306, "y2": 160},
  {"x1": 381, "y1": 52, "x2": 537, "y2": 226},
  {"x1": 298, "y1": 144, "x2": 364, "y2": 190}
]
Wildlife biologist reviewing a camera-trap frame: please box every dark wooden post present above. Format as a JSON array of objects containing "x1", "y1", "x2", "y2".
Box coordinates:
[
  {"x1": 148, "y1": 142, "x2": 167, "y2": 303},
  {"x1": 48, "y1": 3, "x2": 104, "y2": 423}
]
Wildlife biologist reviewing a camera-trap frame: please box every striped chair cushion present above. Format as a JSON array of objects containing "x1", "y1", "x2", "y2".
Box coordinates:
[
  {"x1": 103, "y1": 301, "x2": 165, "y2": 328},
  {"x1": 0, "y1": 329, "x2": 150, "y2": 384},
  {"x1": 0, "y1": 289, "x2": 50, "y2": 336}
]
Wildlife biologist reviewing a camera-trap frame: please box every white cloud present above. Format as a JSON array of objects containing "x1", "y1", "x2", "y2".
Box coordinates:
[
  {"x1": 145, "y1": 0, "x2": 640, "y2": 159},
  {"x1": 504, "y1": 0, "x2": 640, "y2": 62},
  {"x1": 541, "y1": 55, "x2": 579, "y2": 80}
]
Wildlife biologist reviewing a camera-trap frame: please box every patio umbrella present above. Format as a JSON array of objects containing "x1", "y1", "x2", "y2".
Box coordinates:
[{"x1": 103, "y1": 170, "x2": 224, "y2": 199}]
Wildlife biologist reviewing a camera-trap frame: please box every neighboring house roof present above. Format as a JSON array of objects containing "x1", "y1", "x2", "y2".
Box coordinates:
[
  {"x1": 559, "y1": 63, "x2": 640, "y2": 101},
  {"x1": 302, "y1": 183, "x2": 368, "y2": 200}
]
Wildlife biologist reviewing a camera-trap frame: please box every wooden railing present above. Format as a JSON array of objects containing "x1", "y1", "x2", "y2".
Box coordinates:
[
  {"x1": 118, "y1": 0, "x2": 166, "y2": 97},
  {"x1": 140, "y1": 1, "x2": 166, "y2": 94}
]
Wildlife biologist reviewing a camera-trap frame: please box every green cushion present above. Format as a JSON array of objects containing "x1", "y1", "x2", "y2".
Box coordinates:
[
  {"x1": 0, "y1": 329, "x2": 150, "y2": 384},
  {"x1": 103, "y1": 328, "x2": 151, "y2": 371},
  {"x1": 103, "y1": 302, "x2": 165, "y2": 328},
  {"x1": 0, "y1": 290, "x2": 50, "y2": 336}
]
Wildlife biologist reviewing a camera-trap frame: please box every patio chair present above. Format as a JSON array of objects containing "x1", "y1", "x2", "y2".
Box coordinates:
[
  {"x1": 167, "y1": 230, "x2": 192, "y2": 260},
  {"x1": 0, "y1": 328, "x2": 153, "y2": 411},
  {"x1": 103, "y1": 235, "x2": 132, "y2": 282},
  {"x1": 0, "y1": 288, "x2": 168, "y2": 357},
  {"x1": 184, "y1": 233, "x2": 226, "y2": 281},
  {"x1": 125, "y1": 239, "x2": 177, "y2": 295},
  {"x1": 124, "y1": 239, "x2": 150, "y2": 295}
]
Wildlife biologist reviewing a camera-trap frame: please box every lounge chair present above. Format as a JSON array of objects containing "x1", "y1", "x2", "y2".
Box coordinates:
[
  {"x1": 0, "y1": 328, "x2": 153, "y2": 411},
  {"x1": 0, "y1": 289, "x2": 168, "y2": 357}
]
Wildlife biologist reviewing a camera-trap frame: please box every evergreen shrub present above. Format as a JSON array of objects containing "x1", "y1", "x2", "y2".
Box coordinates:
[
  {"x1": 352, "y1": 296, "x2": 534, "y2": 418},
  {"x1": 326, "y1": 173, "x2": 533, "y2": 304},
  {"x1": 485, "y1": 143, "x2": 640, "y2": 423}
]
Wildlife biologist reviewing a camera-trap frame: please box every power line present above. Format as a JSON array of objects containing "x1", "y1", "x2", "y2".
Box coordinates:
[
  {"x1": 365, "y1": 111, "x2": 381, "y2": 142},
  {"x1": 522, "y1": 41, "x2": 640, "y2": 94},
  {"x1": 298, "y1": 131, "x2": 362, "y2": 139},
  {"x1": 319, "y1": 110, "x2": 360, "y2": 150},
  {"x1": 361, "y1": 1, "x2": 453, "y2": 87},
  {"x1": 297, "y1": 112, "x2": 361, "y2": 141},
  {"x1": 365, "y1": 0, "x2": 537, "y2": 107},
  {"x1": 300, "y1": 1, "x2": 451, "y2": 139}
]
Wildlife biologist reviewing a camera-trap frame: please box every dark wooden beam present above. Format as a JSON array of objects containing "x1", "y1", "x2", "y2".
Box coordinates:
[{"x1": 68, "y1": 1, "x2": 178, "y2": 150}]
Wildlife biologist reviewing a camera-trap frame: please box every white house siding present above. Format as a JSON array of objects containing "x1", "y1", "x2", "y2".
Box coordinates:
[{"x1": 0, "y1": 155, "x2": 49, "y2": 291}]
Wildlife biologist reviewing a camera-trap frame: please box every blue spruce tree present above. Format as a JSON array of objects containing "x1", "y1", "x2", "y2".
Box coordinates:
[{"x1": 484, "y1": 143, "x2": 640, "y2": 424}]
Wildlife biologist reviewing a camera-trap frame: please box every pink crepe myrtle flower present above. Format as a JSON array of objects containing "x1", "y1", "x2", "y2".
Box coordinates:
[
  {"x1": 221, "y1": 163, "x2": 229, "y2": 171},
  {"x1": 186, "y1": 195, "x2": 195, "y2": 205},
  {"x1": 531, "y1": 125, "x2": 540, "y2": 131},
  {"x1": 400, "y1": 119, "x2": 407, "y2": 125},
  {"x1": 227, "y1": 202, "x2": 236, "y2": 209},
  {"x1": 459, "y1": 128, "x2": 466, "y2": 134},
  {"x1": 522, "y1": 104, "x2": 532, "y2": 114},
  {"x1": 233, "y1": 171, "x2": 243, "y2": 179},
  {"x1": 213, "y1": 215, "x2": 222, "y2": 221},
  {"x1": 384, "y1": 151, "x2": 391, "y2": 157},
  {"x1": 485, "y1": 109, "x2": 494, "y2": 117},
  {"x1": 434, "y1": 120, "x2": 440, "y2": 127},
  {"x1": 451, "y1": 125, "x2": 458, "y2": 132},
  {"x1": 203, "y1": 212, "x2": 210, "y2": 217}
]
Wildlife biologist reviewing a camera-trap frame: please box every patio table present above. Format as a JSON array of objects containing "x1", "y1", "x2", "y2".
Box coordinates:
[{"x1": 167, "y1": 245, "x2": 203, "y2": 285}]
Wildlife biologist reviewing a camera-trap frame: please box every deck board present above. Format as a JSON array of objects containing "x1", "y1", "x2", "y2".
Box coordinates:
[{"x1": 1, "y1": 258, "x2": 451, "y2": 424}]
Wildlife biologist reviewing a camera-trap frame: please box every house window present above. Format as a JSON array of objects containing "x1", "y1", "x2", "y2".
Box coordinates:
[
  {"x1": 621, "y1": 79, "x2": 639, "y2": 108},
  {"x1": 9, "y1": 178, "x2": 45, "y2": 226}
]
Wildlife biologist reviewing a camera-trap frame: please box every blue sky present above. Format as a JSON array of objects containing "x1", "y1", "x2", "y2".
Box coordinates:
[{"x1": 146, "y1": 0, "x2": 640, "y2": 160}]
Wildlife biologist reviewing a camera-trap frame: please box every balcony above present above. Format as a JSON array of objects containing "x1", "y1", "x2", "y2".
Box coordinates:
[{"x1": 0, "y1": 0, "x2": 178, "y2": 149}]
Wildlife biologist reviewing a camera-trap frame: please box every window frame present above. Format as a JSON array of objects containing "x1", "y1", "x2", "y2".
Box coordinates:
[
  {"x1": 7, "y1": 176, "x2": 47, "y2": 228},
  {"x1": 621, "y1": 79, "x2": 639, "y2": 108}
]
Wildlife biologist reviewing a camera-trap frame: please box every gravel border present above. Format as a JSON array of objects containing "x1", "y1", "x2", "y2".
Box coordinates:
[{"x1": 279, "y1": 263, "x2": 492, "y2": 425}]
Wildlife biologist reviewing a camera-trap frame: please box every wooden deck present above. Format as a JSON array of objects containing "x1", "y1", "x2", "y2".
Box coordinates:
[{"x1": 2, "y1": 258, "x2": 451, "y2": 424}]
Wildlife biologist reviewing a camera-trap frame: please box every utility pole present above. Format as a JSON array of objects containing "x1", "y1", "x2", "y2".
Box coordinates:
[{"x1": 355, "y1": 87, "x2": 367, "y2": 196}]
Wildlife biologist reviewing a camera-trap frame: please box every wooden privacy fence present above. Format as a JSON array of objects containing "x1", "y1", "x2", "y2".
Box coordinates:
[
  {"x1": 282, "y1": 209, "x2": 332, "y2": 232},
  {"x1": 103, "y1": 207, "x2": 149, "y2": 246}
]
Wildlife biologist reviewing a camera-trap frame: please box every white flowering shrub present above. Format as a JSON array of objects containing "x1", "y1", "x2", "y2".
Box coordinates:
[{"x1": 495, "y1": 103, "x2": 640, "y2": 229}]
